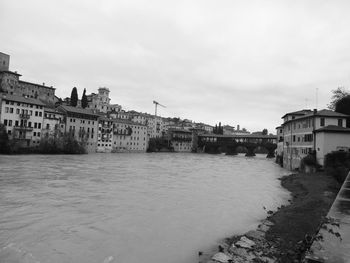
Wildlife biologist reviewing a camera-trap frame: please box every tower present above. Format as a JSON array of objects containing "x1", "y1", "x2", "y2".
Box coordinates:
[{"x1": 0, "y1": 52, "x2": 10, "y2": 71}]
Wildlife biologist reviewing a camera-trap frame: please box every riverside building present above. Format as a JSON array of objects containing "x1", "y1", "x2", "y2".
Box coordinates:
[
  {"x1": 168, "y1": 128, "x2": 193, "y2": 152},
  {"x1": 97, "y1": 117, "x2": 114, "y2": 153},
  {"x1": 57, "y1": 105, "x2": 99, "y2": 153},
  {"x1": 279, "y1": 109, "x2": 350, "y2": 170},
  {"x1": 41, "y1": 107, "x2": 65, "y2": 139},
  {"x1": 112, "y1": 119, "x2": 148, "y2": 152},
  {"x1": 0, "y1": 52, "x2": 56, "y2": 105},
  {"x1": 0, "y1": 93, "x2": 45, "y2": 147}
]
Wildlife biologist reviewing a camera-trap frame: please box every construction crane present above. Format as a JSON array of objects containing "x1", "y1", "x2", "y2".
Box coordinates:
[{"x1": 153, "y1": 100, "x2": 166, "y2": 116}]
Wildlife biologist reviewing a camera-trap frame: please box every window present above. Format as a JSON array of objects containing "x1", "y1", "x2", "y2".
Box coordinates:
[
  {"x1": 34, "y1": 123, "x2": 37, "y2": 128},
  {"x1": 5, "y1": 107, "x2": 9, "y2": 113},
  {"x1": 4, "y1": 119, "x2": 8, "y2": 125},
  {"x1": 8, "y1": 120, "x2": 12, "y2": 126},
  {"x1": 338, "y1": 119, "x2": 343, "y2": 127},
  {"x1": 28, "y1": 122, "x2": 32, "y2": 127},
  {"x1": 38, "y1": 123, "x2": 41, "y2": 129},
  {"x1": 293, "y1": 135, "x2": 296, "y2": 142},
  {"x1": 320, "y1": 118, "x2": 325, "y2": 127},
  {"x1": 39, "y1": 112, "x2": 42, "y2": 117},
  {"x1": 46, "y1": 124, "x2": 50, "y2": 129},
  {"x1": 35, "y1": 111, "x2": 38, "y2": 116}
]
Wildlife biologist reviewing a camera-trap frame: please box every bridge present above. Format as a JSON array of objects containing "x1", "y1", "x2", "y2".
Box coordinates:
[{"x1": 196, "y1": 134, "x2": 277, "y2": 157}]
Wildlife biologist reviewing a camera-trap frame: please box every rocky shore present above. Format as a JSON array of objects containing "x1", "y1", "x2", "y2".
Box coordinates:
[{"x1": 200, "y1": 172, "x2": 341, "y2": 263}]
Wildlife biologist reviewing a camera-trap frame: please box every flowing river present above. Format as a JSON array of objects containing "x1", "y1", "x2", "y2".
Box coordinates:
[{"x1": 0, "y1": 153, "x2": 290, "y2": 263}]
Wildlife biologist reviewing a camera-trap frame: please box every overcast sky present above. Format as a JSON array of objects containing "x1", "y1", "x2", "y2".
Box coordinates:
[{"x1": 2, "y1": 0, "x2": 350, "y2": 132}]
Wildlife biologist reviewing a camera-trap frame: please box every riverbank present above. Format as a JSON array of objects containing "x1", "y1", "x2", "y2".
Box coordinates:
[{"x1": 201, "y1": 171, "x2": 341, "y2": 263}]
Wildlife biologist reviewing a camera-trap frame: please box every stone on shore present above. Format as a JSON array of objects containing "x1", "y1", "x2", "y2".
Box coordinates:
[
  {"x1": 235, "y1": 236, "x2": 255, "y2": 248},
  {"x1": 246, "y1": 230, "x2": 265, "y2": 240},
  {"x1": 211, "y1": 252, "x2": 231, "y2": 263}
]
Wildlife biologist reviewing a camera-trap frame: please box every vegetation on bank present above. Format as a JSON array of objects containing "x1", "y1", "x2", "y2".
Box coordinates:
[
  {"x1": 0, "y1": 125, "x2": 86, "y2": 154},
  {"x1": 147, "y1": 137, "x2": 174, "y2": 152},
  {"x1": 324, "y1": 151, "x2": 350, "y2": 183}
]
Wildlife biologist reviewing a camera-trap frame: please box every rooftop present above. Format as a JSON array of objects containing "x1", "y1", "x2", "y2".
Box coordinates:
[
  {"x1": 1, "y1": 93, "x2": 46, "y2": 106},
  {"x1": 281, "y1": 109, "x2": 313, "y2": 119},
  {"x1": 19, "y1": 80, "x2": 55, "y2": 90},
  {"x1": 58, "y1": 105, "x2": 100, "y2": 117},
  {"x1": 314, "y1": 125, "x2": 350, "y2": 133}
]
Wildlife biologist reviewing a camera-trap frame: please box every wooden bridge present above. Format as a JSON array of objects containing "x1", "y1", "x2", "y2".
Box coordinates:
[{"x1": 196, "y1": 134, "x2": 277, "y2": 157}]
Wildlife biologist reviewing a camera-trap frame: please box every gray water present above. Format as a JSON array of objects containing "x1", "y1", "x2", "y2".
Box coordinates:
[{"x1": 0, "y1": 153, "x2": 290, "y2": 263}]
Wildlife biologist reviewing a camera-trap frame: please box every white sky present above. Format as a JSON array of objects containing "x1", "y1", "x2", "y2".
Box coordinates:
[{"x1": 2, "y1": 0, "x2": 350, "y2": 133}]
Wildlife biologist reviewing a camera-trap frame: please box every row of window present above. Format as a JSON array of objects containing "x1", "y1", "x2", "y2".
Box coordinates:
[
  {"x1": 4, "y1": 107, "x2": 42, "y2": 117},
  {"x1": 5, "y1": 100, "x2": 43, "y2": 109},
  {"x1": 70, "y1": 118, "x2": 95, "y2": 125},
  {"x1": 292, "y1": 134, "x2": 314, "y2": 143},
  {"x1": 3, "y1": 119, "x2": 42, "y2": 129}
]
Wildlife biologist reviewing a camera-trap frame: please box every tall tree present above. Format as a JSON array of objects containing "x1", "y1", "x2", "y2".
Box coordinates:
[
  {"x1": 328, "y1": 87, "x2": 349, "y2": 110},
  {"x1": 335, "y1": 95, "x2": 350, "y2": 127},
  {"x1": 81, "y1": 88, "x2": 88, "y2": 108},
  {"x1": 70, "y1": 87, "x2": 78, "y2": 107},
  {"x1": 262, "y1": 129, "x2": 268, "y2": 135},
  {"x1": 0, "y1": 123, "x2": 9, "y2": 153}
]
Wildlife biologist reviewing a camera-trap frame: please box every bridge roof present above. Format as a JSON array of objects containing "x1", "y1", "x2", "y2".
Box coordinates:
[{"x1": 199, "y1": 134, "x2": 277, "y2": 139}]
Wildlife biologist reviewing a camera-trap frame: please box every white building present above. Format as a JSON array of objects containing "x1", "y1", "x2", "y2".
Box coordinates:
[
  {"x1": 279, "y1": 109, "x2": 349, "y2": 170},
  {"x1": 57, "y1": 105, "x2": 99, "y2": 153},
  {"x1": 112, "y1": 119, "x2": 148, "y2": 152},
  {"x1": 97, "y1": 117, "x2": 114, "y2": 153},
  {"x1": 42, "y1": 107, "x2": 65, "y2": 139},
  {"x1": 0, "y1": 93, "x2": 45, "y2": 147}
]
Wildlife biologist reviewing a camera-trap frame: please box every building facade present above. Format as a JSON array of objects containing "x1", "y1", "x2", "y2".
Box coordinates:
[
  {"x1": 0, "y1": 94, "x2": 45, "y2": 147},
  {"x1": 168, "y1": 129, "x2": 193, "y2": 152},
  {"x1": 58, "y1": 105, "x2": 99, "y2": 153},
  {"x1": 280, "y1": 109, "x2": 349, "y2": 170},
  {"x1": 42, "y1": 107, "x2": 65, "y2": 139},
  {"x1": 0, "y1": 53, "x2": 56, "y2": 105},
  {"x1": 112, "y1": 119, "x2": 148, "y2": 152}
]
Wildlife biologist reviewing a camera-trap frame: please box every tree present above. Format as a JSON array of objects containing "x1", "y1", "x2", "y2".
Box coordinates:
[
  {"x1": 0, "y1": 123, "x2": 9, "y2": 153},
  {"x1": 328, "y1": 87, "x2": 349, "y2": 110},
  {"x1": 335, "y1": 95, "x2": 350, "y2": 128},
  {"x1": 262, "y1": 129, "x2": 268, "y2": 135},
  {"x1": 81, "y1": 88, "x2": 88, "y2": 108},
  {"x1": 70, "y1": 87, "x2": 78, "y2": 107}
]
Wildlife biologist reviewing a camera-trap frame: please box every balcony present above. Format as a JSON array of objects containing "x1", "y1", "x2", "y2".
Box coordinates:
[
  {"x1": 13, "y1": 126, "x2": 33, "y2": 131},
  {"x1": 19, "y1": 114, "x2": 30, "y2": 119}
]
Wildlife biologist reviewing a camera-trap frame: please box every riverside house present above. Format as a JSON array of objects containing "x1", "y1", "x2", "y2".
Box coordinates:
[
  {"x1": 279, "y1": 109, "x2": 350, "y2": 170},
  {"x1": 57, "y1": 105, "x2": 99, "y2": 153},
  {"x1": 0, "y1": 93, "x2": 45, "y2": 147}
]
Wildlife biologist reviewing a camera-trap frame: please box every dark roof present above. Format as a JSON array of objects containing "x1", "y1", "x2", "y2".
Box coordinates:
[
  {"x1": 168, "y1": 128, "x2": 192, "y2": 133},
  {"x1": 314, "y1": 125, "x2": 350, "y2": 133},
  {"x1": 18, "y1": 80, "x2": 55, "y2": 90},
  {"x1": 0, "y1": 70, "x2": 22, "y2": 76},
  {"x1": 58, "y1": 105, "x2": 100, "y2": 117},
  {"x1": 281, "y1": 109, "x2": 313, "y2": 119},
  {"x1": 1, "y1": 93, "x2": 46, "y2": 106},
  {"x1": 199, "y1": 134, "x2": 277, "y2": 139},
  {"x1": 283, "y1": 109, "x2": 349, "y2": 125},
  {"x1": 113, "y1": 118, "x2": 147, "y2": 126},
  {"x1": 44, "y1": 107, "x2": 64, "y2": 114},
  {"x1": 313, "y1": 109, "x2": 349, "y2": 118}
]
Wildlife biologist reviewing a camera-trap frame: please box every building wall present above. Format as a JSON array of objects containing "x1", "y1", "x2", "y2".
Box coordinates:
[
  {"x1": 42, "y1": 110, "x2": 65, "y2": 139},
  {"x1": 282, "y1": 114, "x2": 348, "y2": 170},
  {"x1": 0, "y1": 52, "x2": 10, "y2": 71},
  {"x1": 316, "y1": 132, "x2": 350, "y2": 166},
  {"x1": 112, "y1": 120, "x2": 148, "y2": 152},
  {"x1": 97, "y1": 119, "x2": 113, "y2": 153},
  {"x1": 0, "y1": 98, "x2": 44, "y2": 147},
  {"x1": 65, "y1": 116, "x2": 98, "y2": 153}
]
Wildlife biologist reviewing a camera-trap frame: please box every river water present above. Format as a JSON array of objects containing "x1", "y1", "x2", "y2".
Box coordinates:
[{"x1": 0, "y1": 153, "x2": 290, "y2": 263}]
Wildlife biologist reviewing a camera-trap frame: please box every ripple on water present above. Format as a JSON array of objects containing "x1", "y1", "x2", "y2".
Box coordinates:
[{"x1": 0, "y1": 153, "x2": 290, "y2": 263}]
